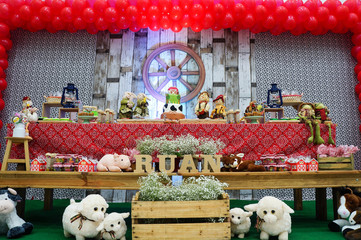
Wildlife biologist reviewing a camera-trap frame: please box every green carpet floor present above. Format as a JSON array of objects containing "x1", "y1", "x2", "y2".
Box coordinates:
[{"x1": 0, "y1": 199, "x2": 345, "y2": 239}]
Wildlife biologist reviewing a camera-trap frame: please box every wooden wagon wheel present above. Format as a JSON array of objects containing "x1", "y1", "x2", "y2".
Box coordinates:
[{"x1": 142, "y1": 44, "x2": 205, "y2": 103}]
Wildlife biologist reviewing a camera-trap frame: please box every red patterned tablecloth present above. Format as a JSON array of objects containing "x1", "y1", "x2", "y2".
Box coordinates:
[{"x1": 6, "y1": 123, "x2": 336, "y2": 160}]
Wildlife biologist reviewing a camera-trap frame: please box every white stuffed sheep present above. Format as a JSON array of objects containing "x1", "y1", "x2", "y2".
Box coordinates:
[
  {"x1": 0, "y1": 188, "x2": 33, "y2": 238},
  {"x1": 62, "y1": 194, "x2": 109, "y2": 240},
  {"x1": 96, "y1": 212, "x2": 130, "y2": 240},
  {"x1": 230, "y1": 207, "x2": 252, "y2": 238},
  {"x1": 244, "y1": 196, "x2": 294, "y2": 240}
]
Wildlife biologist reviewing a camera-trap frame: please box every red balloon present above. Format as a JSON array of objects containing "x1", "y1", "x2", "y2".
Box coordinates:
[
  {"x1": 52, "y1": 16, "x2": 65, "y2": 30},
  {"x1": 357, "y1": 70, "x2": 361, "y2": 81},
  {"x1": 181, "y1": 14, "x2": 193, "y2": 28},
  {"x1": 243, "y1": 14, "x2": 255, "y2": 28},
  {"x1": 354, "y1": 63, "x2": 361, "y2": 74},
  {"x1": 39, "y1": 6, "x2": 52, "y2": 22},
  {"x1": 263, "y1": 15, "x2": 276, "y2": 29},
  {"x1": 82, "y1": 8, "x2": 95, "y2": 23},
  {"x1": 129, "y1": 23, "x2": 140, "y2": 32},
  {"x1": 0, "y1": 23, "x2": 9, "y2": 38},
  {"x1": 234, "y1": 3, "x2": 246, "y2": 20},
  {"x1": 0, "y1": 67, "x2": 3, "y2": 77},
  {"x1": 335, "y1": 5, "x2": 349, "y2": 21},
  {"x1": 67, "y1": 24, "x2": 78, "y2": 33},
  {"x1": 0, "y1": 3, "x2": 10, "y2": 19},
  {"x1": 45, "y1": 23, "x2": 58, "y2": 33},
  {"x1": 171, "y1": 22, "x2": 182, "y2": 32},
  {"x1": 324, "y1": 15, "x2": 337, "y2": 30},
  {"x1": 73, "y1": 17, "x2": 86, "y2": 29},
  {"x1": 275, "y1": 6, "x2": 288, "y2": 21},
  {"x1": 191, "y1": 22, "x2": 203, "y2": 32},
  {"x1": 356, "y1": 51, "x2": 361, "y2": 62},
  {"x1": 149, "y1": 21, "x2": 160, "y2": 31},
  {"x1": 136, "y1": 0, "x2": 150, "y2": 13},
  {"x1": 108, "y1": 22, "x2": 121, "y2": 33},
  {"x1": 255, "y1": 5, "x2": 268, "y2": 21},
  {"x1": 201, "y1": 0, "x2": 214, "y2": 12},
  {"x1": 31, "y1": 15, "x2": 45, "y2": 30},
  {"x1": 191, "y1": 4, "x2": 205, "y2": 20},
  {"x1": 147, "y1": 6, "x2": 160, "y2": 22},
  {"x1": 19, "y1": 5, "x2": 32, "y2": 21},
  {"x1": 95, "y1": 17, "x2": 108, "y2": 31},
  {"x1": 352, "y1": 34, "x2": 361, "y2": 45},
  {"x1": 203, "y1": 13, "x2": 215, "y2": 29},
  {"x1": 0, "y1": 45, "x2": 5, "y2": 58},
  {"x1": 213, "y1": 3, "x2": 225, "y2": 19},
  {"x1": 346, "y1": 13, "x2": 359, "y2": 28},
  {"x1": 52, "y1": 0, "x2": 66, "y2": 13},
  {"x1": 126, "y1": 5, "x2": 137, "y2": 22},
  {"x1": 251, "y1": 23, "x2": 266, "y2": 34},
  {"x1": 356, "y1": 83, "x2": 361, "y2": 95},
  {"x1": 263, "y1": 0, "x2": 277, "y2": 12},
  {"x1": 231, "y1": 23, "x2": 243, "y2": 32},
  {"x1": 296, "y1": 6, "x2": 311, "y2": 22},
  {"x1": 11, "y1": 14, "x2": 25, "y2": 28},
  {"x1": 86, "y1": 23, "x2": 98, "y2": 34},
  {"x1": 115, "y1": 0, "x2": 129, "y2": 13},
  {"x1": 221, "y1": 0, "x2": 235, "y2": 11},
  {"x1": 0, "y1": 98, "x2": 4, "y2": 111},
  {"x1": 116, "y1": 16, "x2": 130, "y2": 29},
  {"x1": 344, "y1": 0, "x2": 358, "y2": 13},
  {"x1": 93, "y1": 0, "x2": 108, "y2": 15},
  {"x1": 72, "y1": 0, "x2": 88, "y2": 15},
  {"x1": 171, "y1": 6, "x2": 183, "y2": 21},
  {"x1": 0, "y1": 59, "x2": 8, "y2": 69},
  {"x1": 0, "y1": 38, "x2": 12, "y2": 50},
  {"x1": 160, "y1": 15, "x2": 171, "y2": 29},
  {"x1": 270, "y1": 24, "x2": 286, "y2": 35},
  {"x1": 304, "y1": 0, "x2": 322, "y2": 14},
  {"x1": 243, "y1": 0, "x2": 256, "y2": 11},
  {"x1": 358, "y1": 92, "x2": 361, "y2": 101},
  {"x1": 352, "y1": 46, "x2": 361, "y2": 59},
  {"x1": 323, "y1": 0, "x2": 341, "y2": 14},
  {"x1": 9, "y1": 0, "x2": 26, "y2": 9},
  {"x1": 0, "y1": 119, "x2": 3, "y2": 130},
  {"x1": 284, "y1": 15, "x2": 297, "y2": 30},
  {"x1": 223, "y1": 13, "x2": 235, "y2": 28},
  {"x1": 159, "y1": 0, "x2": 172, "y2": 13},
  {"x1": 305, "y1": 16, "x2": 318, "y2": 31},
  {"x1": 31, "y1": 0, "x2": 44, "y2": 13},
  {"x1": 283, "y1": 0, "x2": 302, "y2": 13},
  {"x1": 212, "y1": 22, "x2": 223, "y2": 31},
  {"x1": 317, "y1": 6, "x2": 330, "y2": 22},
  {"x1": 290, "y1": 25, "x2": 306, "y2": 35},
  {"x1": 180, "y1": 0, "x2": 194, "y2": 11},
  {"x1": 137, "y1": 15, "x2": 149, "y2": 29},
  {"x1": 61, "y1": 7, "x2": 73, "y2": 23},
  {"x1": 104, "y1": 7, "x2": 118, "y2": 23}
]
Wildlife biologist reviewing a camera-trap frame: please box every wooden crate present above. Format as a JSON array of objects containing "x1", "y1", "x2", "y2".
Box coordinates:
[
  {"x1": 318, "y1": 154, "x2": 354, "y2": 170},
  {"x1": 132, "y1": 192, "x2": 230, "y2": 240}
]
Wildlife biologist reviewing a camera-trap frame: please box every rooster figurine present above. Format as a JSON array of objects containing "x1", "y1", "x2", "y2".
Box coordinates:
[{"x1": 21, "y1": 97, "x2": 38, "y2": 123}]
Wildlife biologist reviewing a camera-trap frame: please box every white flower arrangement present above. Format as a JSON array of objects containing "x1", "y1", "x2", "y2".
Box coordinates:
[
  {"x1": 138, "y1": 172, "x2": 228, "y2": 201},
  {"x1": 136, "y1": 134, "x2": 225, "y2": 156}
]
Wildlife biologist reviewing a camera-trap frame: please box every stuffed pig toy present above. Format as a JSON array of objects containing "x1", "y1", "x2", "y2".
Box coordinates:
[
  {"x1": 0, "y1": 188, "x2": 33, "y2": 238},
  {"x1": 97, "y1": 212, "x2": 129, "y2": 240},
  {"x1": 97, "y1": 153, "x2": 132, "y2": 172},
  {"x1": 62, "y1": 194, "x2": 109, "y2": 240}
]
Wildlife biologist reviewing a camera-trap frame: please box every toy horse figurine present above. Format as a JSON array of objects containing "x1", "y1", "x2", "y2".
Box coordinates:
[{"x1": 328, "y1": 187, "x2": 361, "y2": 233}]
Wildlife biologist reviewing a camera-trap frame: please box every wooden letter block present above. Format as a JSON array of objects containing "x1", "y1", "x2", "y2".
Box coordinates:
[
  {"x1": 201, "y1": 155, "x2": 221, "y2": 173},
  {"x1": 158, "y1": 155, "x2": 176, "y2": 173},
  {"x1": 134, "y1": 155, "x2": 153, "y2": 173},
  {"x1": 178, "y1": 155, "x2": 198, "y2": 173}
]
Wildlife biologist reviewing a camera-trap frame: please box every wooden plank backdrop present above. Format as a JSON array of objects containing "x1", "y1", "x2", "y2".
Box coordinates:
[{"x1": 92, "y1": 28, "x2": 254, "y2": 201}]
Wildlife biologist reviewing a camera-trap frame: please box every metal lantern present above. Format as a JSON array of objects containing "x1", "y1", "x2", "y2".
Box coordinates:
[
  {"x1": 61, "y1": 83, "x2": 79, "y2": 108},
  {"x1": 267, "y1": 83, "x2": 283, "y2": 108}
]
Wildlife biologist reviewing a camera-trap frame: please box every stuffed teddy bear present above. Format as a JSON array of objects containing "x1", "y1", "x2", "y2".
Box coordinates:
[
  {"x1": 62, "y1": 194, "x2": 109, "y2": 240},
  {"x1": 237, "y1": 160, "x2": 266, "y2": 172},
  {"x1": 230, "y1": 207, "x2": 252, "y2": 239},
  {"x1": 0, "y1": 188, "x2": 33, "y2": 239},
  {"x1": 245, "y1": 196, "x2": 294, "y2": 240},
  {"x1": 97, "y1": 153, "x2": 132, "y2": 172},
  {"x1": 96, "y1": 212, "x2": 130, "y2": 240},
  {"x1": 220, "y1": 155, "x2": 239, "y2": 172}
]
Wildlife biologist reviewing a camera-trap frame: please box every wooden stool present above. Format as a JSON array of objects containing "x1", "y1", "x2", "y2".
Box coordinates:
[{"x1": 1, "y1": 136, "x2": 33, "y2": 171}]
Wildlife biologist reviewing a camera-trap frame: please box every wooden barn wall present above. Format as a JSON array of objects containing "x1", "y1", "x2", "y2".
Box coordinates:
[
  {"x1": 92, "y1": 28, "x2": 256, "y2": 119},
  {"x1": 93, "y1": 28, "x2": 255, "y2": 202}
]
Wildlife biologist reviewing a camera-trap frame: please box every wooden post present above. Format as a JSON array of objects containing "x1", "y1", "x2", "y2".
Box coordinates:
[
  {"x1": 332, "y1": 187, "x2": 341, "y2": 220},
  {"x1": 315, "y1": 188, "x2": 327, "y2": 220},
  {"x1": 293, "y1": 189, "x2": 303, "y2": 210}
]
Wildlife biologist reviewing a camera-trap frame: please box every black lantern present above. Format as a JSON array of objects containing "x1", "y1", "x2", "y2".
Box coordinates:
[
  {"x1": 267, "y1": 83, "x2": 283, "y2": 108},
  {"x1": 61, "y1": 83, "x2": 79, "y2": 108}
]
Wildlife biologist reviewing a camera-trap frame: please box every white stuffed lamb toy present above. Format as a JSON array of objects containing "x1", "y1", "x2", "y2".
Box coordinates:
[
  {"x1": 62, "y1": 194, "x2": 109, "y2": 240},
  {"x1": 230, "y1": 207, "x2": 252, "y2": 238},
  {"x1": 244, "y1": 196, "x2": 294, "y2": 240},
  {"x1": 96, "y1": 212, "x2": 130, "y2": 240}
]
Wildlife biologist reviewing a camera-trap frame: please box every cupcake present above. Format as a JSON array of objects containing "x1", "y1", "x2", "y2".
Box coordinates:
[{"x1": 53, "y1": 162, "x2": 63, "y2": 171}]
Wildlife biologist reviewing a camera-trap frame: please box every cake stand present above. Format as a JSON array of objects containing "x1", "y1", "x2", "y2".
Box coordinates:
[
  {"x1": 244, "y1": 115, "x2": 264, "y2": 124},
  {"x1": 78, "y1": 115, "x2": 97, "y2": 124}
]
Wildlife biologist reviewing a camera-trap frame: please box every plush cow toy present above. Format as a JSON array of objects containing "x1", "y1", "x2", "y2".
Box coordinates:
[{"x1": 0, "y1": 188, "x2": 33, "y2": 238}]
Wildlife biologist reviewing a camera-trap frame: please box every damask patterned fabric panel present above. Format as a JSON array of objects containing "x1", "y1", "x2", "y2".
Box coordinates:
[
  {"x1": 255, "y1": 32, "x2": 360, "y2": 200},
  {"x1": 1, "y1": 29, "x2": 96, "y2": 200}
]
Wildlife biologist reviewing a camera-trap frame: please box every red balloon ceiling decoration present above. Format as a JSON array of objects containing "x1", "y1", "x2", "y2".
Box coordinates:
[{"x1": 0, "y1": 0, "x2": 361, "y2": 132}]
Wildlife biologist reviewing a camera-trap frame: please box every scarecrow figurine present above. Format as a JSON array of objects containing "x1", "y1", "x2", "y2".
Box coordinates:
[
  {"x1": 133, "y1": 93, "x2": 150, "y2": 119},
  {"x1": 166, "y1": 87, "x2": 180, "y2": 104},
  {"x1": 161, "y1": 87, "x2": 185, "y2": 121},
  {"x1": 210, "y1": 95, "x2": 226, "y2": 119},
  {"x1": 194, "y1": 91, "x2": 211, "y2": 119},
  {"x1": 315, "y1": 103, "x2": 335, "y2": 145},
  {"x1": 118, "y1": 92, "x2": 137, "y2": 119},
  {"x1": 298, "y1": 103, "x2": 324, "y2": 145}
]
